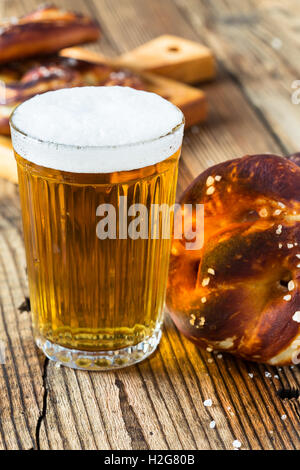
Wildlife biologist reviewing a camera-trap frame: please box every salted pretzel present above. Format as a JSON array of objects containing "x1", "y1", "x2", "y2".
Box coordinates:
[
  {"x1": 288, "y1": 152, "x2": 300, "y2": 167},
  {"x1": 0, "y1": 4, "x2": 101, "y2": 64},
  {"x1": 0, "y1": 56, "x2": 145, "y2": 134},
  {"x1": 167, "y1": 154, "x2": 300, "y2": 365}
]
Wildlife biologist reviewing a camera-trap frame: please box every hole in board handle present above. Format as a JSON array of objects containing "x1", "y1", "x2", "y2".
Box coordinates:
[{"x1": 167, "y1": 46, "x2": 180, "y2": 53}]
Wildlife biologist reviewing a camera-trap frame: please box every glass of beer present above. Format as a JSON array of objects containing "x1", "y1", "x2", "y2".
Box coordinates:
[{"x1": 10, "y1": 86, "x2": 184, "y2": 370}]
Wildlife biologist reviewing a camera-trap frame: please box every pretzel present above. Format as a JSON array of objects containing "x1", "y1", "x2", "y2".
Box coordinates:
[
  {"x1": 167, "y1": 154, "x2": 300, "y2": 365},
  {"x1": 288, "y1": 152, "x2": 300, "y2": 167},
  {"x1": 0, "y1": 56, "x2": 145, "y2": 134},
  {"x1": 0, "y1": 4, "x2": 101, "y2": 64}
]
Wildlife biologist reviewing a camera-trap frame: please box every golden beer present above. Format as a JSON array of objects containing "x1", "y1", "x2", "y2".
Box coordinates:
[{"x1": 10, "y1": 86, "x2": 184, "y2": 369}]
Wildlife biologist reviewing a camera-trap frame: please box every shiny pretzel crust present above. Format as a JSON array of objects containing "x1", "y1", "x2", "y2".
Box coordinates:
[
  {"x1": 167, "y1": 154, "x2": 300, "y2": 365},
  {"x1": 0, "y1": 4, "x2": 101, "y2": 64}
]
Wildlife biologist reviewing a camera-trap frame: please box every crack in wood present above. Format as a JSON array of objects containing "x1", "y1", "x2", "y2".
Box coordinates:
[
  {"x1": 35, "y1": 358, "x2": 49, "y2": 450},
  {"x1": 115, "y1": 378, "x2": 149, "y2": 450},
  {"x1": 221, "y1": 13, "x2": 259, "y2": 26},
  {"x1": 18, "y1": 297, "x2": 31, "y2": 313},
  {"x1": 277, "y1": 387, "x2": 300, "y2": 400}
]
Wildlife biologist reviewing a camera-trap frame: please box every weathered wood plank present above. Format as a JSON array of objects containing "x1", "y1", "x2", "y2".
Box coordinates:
[
  {"x1": 0, "y1": 179, "x2": 44, "y2": 450},
  {"x1": 175, "y1": 0, "x2": 300, "y2": 153},
  {"x1": 0, "y1": 0, "x2": 299, "y2": 450}
]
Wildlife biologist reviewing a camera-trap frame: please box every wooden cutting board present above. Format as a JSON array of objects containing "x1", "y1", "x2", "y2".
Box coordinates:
[
  {"x1": 116, "y1": 35, "x2": 215, "y2": 84},
  {"x1": 0, "y1": 36, "x2": 212, "y2": 184}
]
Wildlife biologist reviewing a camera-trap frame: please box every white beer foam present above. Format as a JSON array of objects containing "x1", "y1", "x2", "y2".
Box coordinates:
[{"x1": 10, "y1": 86, "x2": 184, "y2": 173}]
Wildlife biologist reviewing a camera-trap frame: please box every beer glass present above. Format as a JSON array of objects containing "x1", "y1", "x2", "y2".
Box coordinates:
[{"x1": 10, "y1": 86, "x2": 184, "y2": 370}]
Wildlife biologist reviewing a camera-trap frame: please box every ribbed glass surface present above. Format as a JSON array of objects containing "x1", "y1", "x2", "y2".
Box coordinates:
[{"x1": 16, "y1": 150, "x2": 180, "y2": 352}]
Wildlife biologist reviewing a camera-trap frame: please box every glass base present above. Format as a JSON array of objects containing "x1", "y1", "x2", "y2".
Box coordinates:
[{"x1": 35, "y1": 327, "x2": 162, "y2": 371}]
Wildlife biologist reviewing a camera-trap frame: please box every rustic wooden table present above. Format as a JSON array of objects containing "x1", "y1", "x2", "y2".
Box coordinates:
[{"x1": 0, "y1": 0, "x2": 299, "y2": 451}]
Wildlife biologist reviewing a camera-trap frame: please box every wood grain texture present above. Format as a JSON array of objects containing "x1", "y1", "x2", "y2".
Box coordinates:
[
  {"x1": 175, "y1": 0, "x2": 300, "y2": 153},
  {"x1": 0, "y1": 0, "x2": 299, "y2": 450}
]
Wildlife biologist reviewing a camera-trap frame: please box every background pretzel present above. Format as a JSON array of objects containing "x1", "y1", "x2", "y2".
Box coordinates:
[{"x1": 0, "y1": 4, "x2": 101, "y2": 64}]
